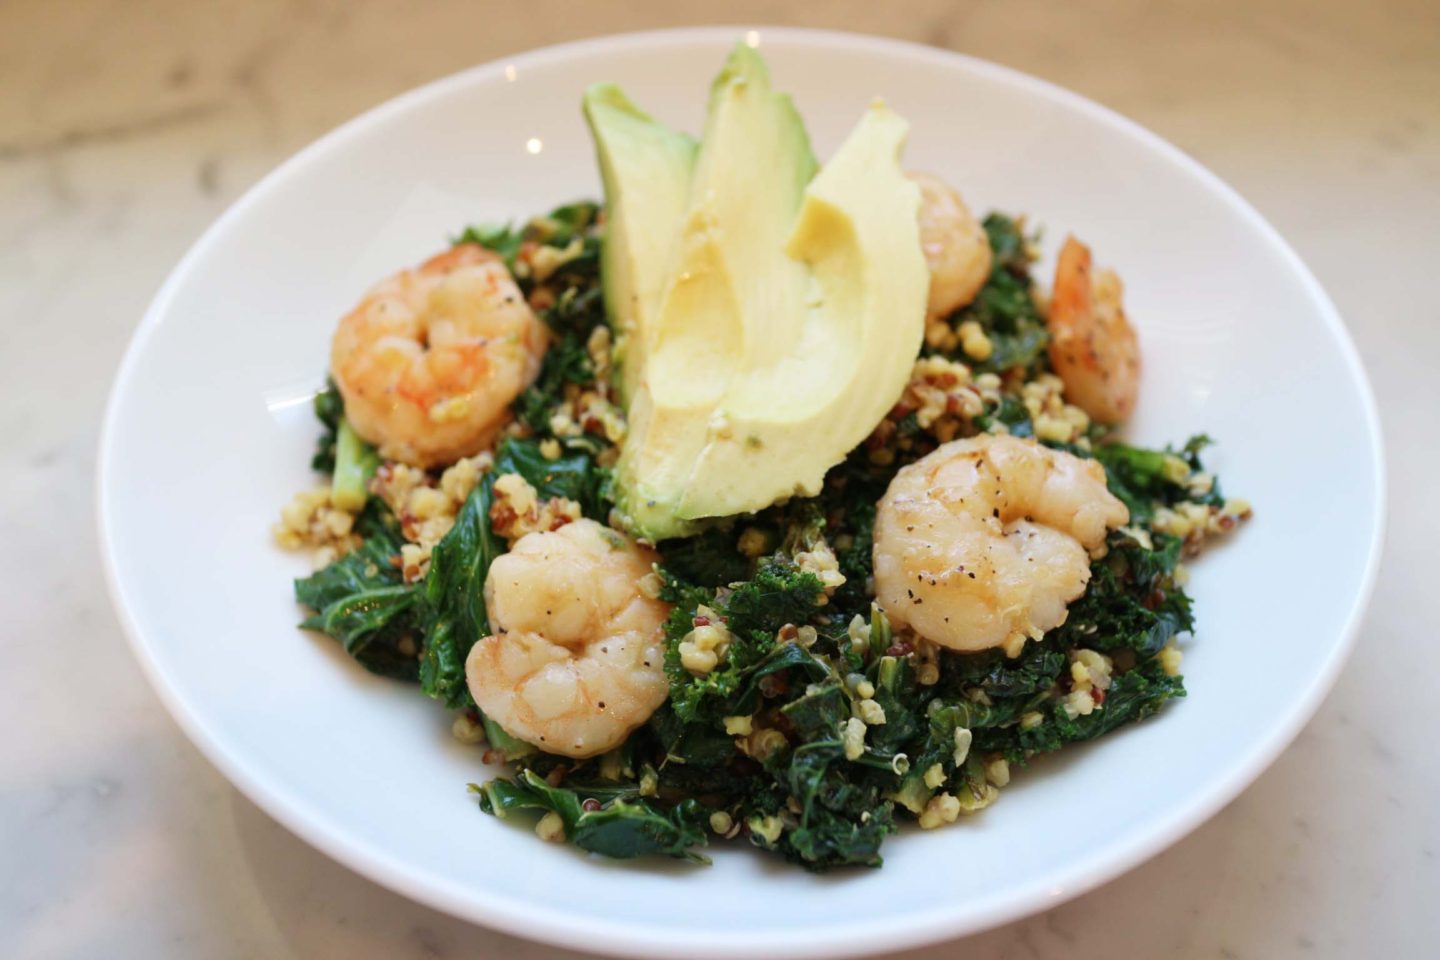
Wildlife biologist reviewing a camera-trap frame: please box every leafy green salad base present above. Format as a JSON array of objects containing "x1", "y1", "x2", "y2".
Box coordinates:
[{"x1": 292, "y1": 202, "x2": 1242, "y2": 869}]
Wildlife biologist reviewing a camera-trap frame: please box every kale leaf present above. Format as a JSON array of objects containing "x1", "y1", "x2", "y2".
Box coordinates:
[
  {"x1": 943, "y1": 639, "x2": 1066, "y2": 700},
  {"x1": 452, "y1": 200, "x2": 601, "y2": 273},
  {"x1": 662, "y1": 557, "x2": 826, "y2": 724},
  {"x1": 493, "y1": 437, "x2": 606, "y2": 519},
  {"x1": 657, "y1": 528, "x2": 752, "y2": 589},
  {"x1": 725, "y1": 557, "x2": 827, "y2": 638},
  {"x1": 649, "y1": 705, "x2": 739, "y2": 769},
  {"x1": 293, "y1": 501, "x2": 422, "y2": 680},
  {"x1": 1052, "y1": 534, "x2": 1193, "y2": 659},
  {"x1": 477, "y1": 769, "x2": 710, "y2": 862},
  {"x1": 310, "y1": 380, "x2": 343, "y2": 474},
  {"x1": 1013, "y1": 659, "x2": 1185, "y2": 758},
  {"x1": 939, "y1": 214, "x2": 1050, "y2": 374},
  {"x1": 974, "y1": 393, "x2": 1036, "y2": 439},
  {"x1": 763, "y1": 742, "x2": 894, "y2": 869},
  {"x1": 514, "y1": 285, "x2": 605, "y2": 438},
  {"x1": 1094, "y1": 435, "x2": 1221, "y2": 523},
  {"x1": 420, "y1": 476, "x2": 501, "y2": 708}
]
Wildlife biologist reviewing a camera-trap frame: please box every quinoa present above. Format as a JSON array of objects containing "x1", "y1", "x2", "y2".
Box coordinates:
[
  {"x1": 370, "y1": 453, "x2": 493, "y2": 580},
  {"x1": 794, "y1": 538, "x2": 846, "y2": 594},
  {"x1": 918, "y1": 792, "x2": 961, "y2": 829},
  {"x1": 1151, "y1": 497, "x2": 1254, "y2": 556},
  {"x1": 1020, "y1": 373, "x2": 1090, "y2": 444},
  {"x1": 272, "y1": 487, "x2": 361, "y2": 567},
  {"x1": 678, "y1": 609, "x2": 731, "y2": 675}
]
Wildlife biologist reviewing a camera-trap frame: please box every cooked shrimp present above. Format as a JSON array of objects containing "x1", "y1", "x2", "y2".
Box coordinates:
[
  {"x1": 912, "y1": 172, "x2": 993, "y2": 318},
  {"x1": 465, "y1": 519, "x2": 669, "y2": 758},
  {"x1": 331, "y1": 243, "x2": 546, "y2": 469},
  {"x1": 1046, "y1": 237, "x2": 1140, "y2": 424},
  {"x1": 873, "y1": 434, "x2": 1128, "y2": 657}
]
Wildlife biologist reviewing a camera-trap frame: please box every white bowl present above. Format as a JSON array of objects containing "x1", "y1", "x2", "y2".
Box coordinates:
[{"x1": 98, "y1": 27, "x2": 1384, "y2": 960}]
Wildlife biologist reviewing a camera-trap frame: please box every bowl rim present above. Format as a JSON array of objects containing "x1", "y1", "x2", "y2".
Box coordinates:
[{"x1": 96, "y1": 25, "x2": 1387, "y2": 960}]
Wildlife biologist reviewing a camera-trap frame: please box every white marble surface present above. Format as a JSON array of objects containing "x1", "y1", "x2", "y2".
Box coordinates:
[{"x1": 2, "y1": 0, "x2": 1436, "y2": 957}]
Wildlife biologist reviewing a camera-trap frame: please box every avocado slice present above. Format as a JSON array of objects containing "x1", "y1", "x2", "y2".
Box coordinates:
[
  {"x1": 582, "y1": 83, "x2": 698, "y2": 404},
  {"x1": 675, "y1": 101, "x2": 926, "y2": 519},
  {"x1": 613, "y1": 45, "x2": 821, "y2": 537},
  {"x1": 602, "y1": 46, "x2": 928, "y2": 540}
]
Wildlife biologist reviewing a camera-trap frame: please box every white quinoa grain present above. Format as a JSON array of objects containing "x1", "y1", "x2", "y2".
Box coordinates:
[
  {"x1": 953, "y1": 727, "x2": 973, "y2": 766},
  {"x1": 1158, "y1": 642, "x2": 1184, "y2": 677},
  {"x1": 842, "y1": 717, "x2": 867, "y2": 760},
  {"x1": 451, "y1": 713, "x2": 486, "y2": 744},
  {"x1": 737, "y1": 526, "x2": 768, "y2": 558},
  {"x1": 748, "y1": 815, "x2": 783, "y2": 844},
  {"x1": 535, "y1": 811, "x2": 567, "y2": 842},
  {"x1": 958, "y1": 320, "x2": 994, "y2": 362},
  {"x1": 856, "y1": 698, "x2": 887, "y2": 726},
  {"x1": 723, "y1": 715, "x2": 753, "y2": 736},
  {"x1": 637, "y1": 570, "x2": 664, "y2": 600}
]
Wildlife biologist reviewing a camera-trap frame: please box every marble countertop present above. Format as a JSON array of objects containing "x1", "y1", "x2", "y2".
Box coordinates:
[{"x1": 3, "y1": 0, "x2": 1436, "y2": 956}]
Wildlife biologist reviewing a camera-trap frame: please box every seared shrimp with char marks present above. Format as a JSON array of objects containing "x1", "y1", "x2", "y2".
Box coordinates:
[
  {"x1": 1046, "y1": 236, "x2": 1140, "y2": 424},
  {"x1": 911, "y1": 172, "x2": 993, "y2": 318},
  {"x1": 465, "y1": 519, "x2": 670, "y2": 759},
  {"x1": 874, "y1": 434, "x2": 1128, "y2": 657},
  {"x1": 331, "y1": 243, "x2": 546, "y2": 469}
]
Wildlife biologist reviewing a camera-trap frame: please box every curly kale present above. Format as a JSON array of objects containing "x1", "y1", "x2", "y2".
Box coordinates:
[
  {"x1": 1010, "y1": 658, "x2": 1185, "y2": 758},
  {"x1": 453, "y1": 200, "x2": 600, "y2": 276},
  {"x1": 655, "y1": 527, "x2": 753, "y2": 589},
  {"x1": 1052, "y1": 534, "x2": 1193, "y2": 659},
  {"x1": 661, "y1": 557, "x2": 826, "y2": 724},
  {"x1": 760, "y1": 742, "x2": 895, "y2": 868},
  {"x1": 973, "y1": 393, "x2": 1036, "y2": 439}
]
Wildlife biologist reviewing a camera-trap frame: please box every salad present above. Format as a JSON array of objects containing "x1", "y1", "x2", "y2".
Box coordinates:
[{"x1": 276, "y1": 44, "x2": 1250, "y2": 870}]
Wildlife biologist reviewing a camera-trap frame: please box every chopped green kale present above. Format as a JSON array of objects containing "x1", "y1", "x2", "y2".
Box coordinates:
[
  {"x1": 493, "y1": 437, "x2": 607, "y2": 520},
  {"x1": 421, "y1": 476, "x2": 501, "y2": 708},
  {"x1": 1094, "y1": 434, "x2": 1222, "y2": 523},
  {"x1": 661, "y1": 557, "x2": 826, "y2": 724},
  {"x1": 656, "y1": 528, "x2": 753, "y2": 589},
  {"x1": 310, "y1": 380, "x2": 343, "y2": 473},
  {"x1": 476, "y1": 769, "x2": 710, "y2": 862},
  {"x1": 294, "y1": 501, "x2": 421, "y2": 681},
  {"x1": 936, "y1": 214, "x2": 1051, "y2": 375}
]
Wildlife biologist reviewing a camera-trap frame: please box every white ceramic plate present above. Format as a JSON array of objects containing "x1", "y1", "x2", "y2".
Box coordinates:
[{"x1": 99, "y1": 28, "x2": 1384, "y2": 960}]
